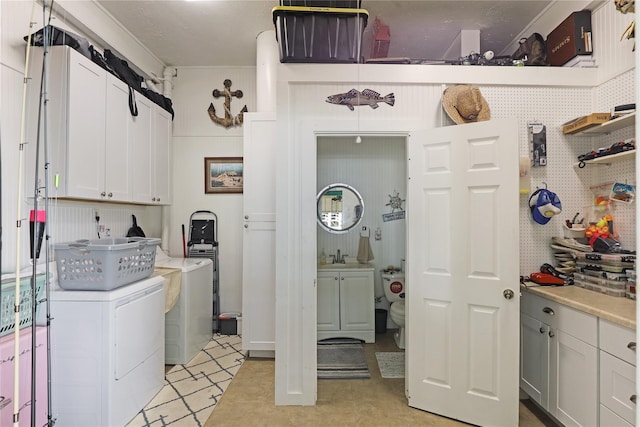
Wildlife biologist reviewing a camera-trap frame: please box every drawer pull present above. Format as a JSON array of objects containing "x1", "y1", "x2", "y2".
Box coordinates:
[
  {"x1": 539, "y1": 327, "x2": 546, "y2": 334},
  {"x1": 631, "y1": 394, "x2": 637, "y2": 404},
  {"x1": 628, "y1": 342, "x2": 636, "y2": 351},
  {"x1": 542, "y1": 307, "x2": 555, "y2": 315},
  {"x1": 548, "y1": 331, "x2": 555, "y2": 338}
]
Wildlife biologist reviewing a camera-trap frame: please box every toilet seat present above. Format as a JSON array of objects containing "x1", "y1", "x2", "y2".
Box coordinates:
[{"x1": 390, "y1": 300, "x2": 405, "y2": 319}]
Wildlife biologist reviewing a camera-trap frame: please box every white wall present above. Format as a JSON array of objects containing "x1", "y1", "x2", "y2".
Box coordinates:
[
  {"x1": 317, "y1": 135, "x2": 406, "y2": 302},
  {"x1": 168, "y1": 66, "x2": 256, "y2": 313}
]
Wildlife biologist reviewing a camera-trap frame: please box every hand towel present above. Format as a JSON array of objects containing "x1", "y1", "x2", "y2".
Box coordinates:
[{"x1": 357, "y1": 236, "x2": 374, "y2": 263}]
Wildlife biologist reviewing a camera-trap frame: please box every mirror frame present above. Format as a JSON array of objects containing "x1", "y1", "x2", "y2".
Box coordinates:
[{"x1": 316, "y1": 183, "x2": 364, "y2": 234}]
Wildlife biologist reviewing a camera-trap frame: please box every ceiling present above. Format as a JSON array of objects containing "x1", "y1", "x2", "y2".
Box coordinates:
[{"x1": 96, "y1": 0, "x2": 556, "y2": 67}]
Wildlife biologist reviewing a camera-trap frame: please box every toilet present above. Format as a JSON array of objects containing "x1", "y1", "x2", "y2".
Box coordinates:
[{"x1": 381, "y1": 271, "x2": 405, "y2": 349}]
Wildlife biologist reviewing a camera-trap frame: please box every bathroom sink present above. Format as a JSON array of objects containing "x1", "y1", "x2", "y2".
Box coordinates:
[{"x1": 318, "y1": 263, "x2": 373, "y2": 270}]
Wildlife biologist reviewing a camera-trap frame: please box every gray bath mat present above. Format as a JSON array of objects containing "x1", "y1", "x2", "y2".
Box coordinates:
[
  {"x1": 317, "y1": 339, "x2": 370, "y2": 379},
  {"x1": 375, "y1": 352, "x2": 405, "y2": 378}
]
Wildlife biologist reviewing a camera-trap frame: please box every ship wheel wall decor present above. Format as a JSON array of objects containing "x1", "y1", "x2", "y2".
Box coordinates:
[{"x1": 207, "y1": 79, "x2": 248, "y2": 128}]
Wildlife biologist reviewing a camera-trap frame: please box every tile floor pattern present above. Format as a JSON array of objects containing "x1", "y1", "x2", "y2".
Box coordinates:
[
  {"x1": 128, "y1": 334, "x2": 245, "y2": 427},
  {"x1": 207, "y1": 330, "x2": 558, "y2": 426}
]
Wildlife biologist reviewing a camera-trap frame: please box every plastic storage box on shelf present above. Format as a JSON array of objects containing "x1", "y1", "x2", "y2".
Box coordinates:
[
  {"x1": 0, "y1": 273, "x2": 45, "y2": 337},
  {"x1": 273, "y1": 6, "x2": 368, "y2": 63},
  {"x1": 280, "y1": 0, "x2": 361, "y2": 6},
  {"x1": 54, "y1": 237, "x2": 160, "y2": 290}
]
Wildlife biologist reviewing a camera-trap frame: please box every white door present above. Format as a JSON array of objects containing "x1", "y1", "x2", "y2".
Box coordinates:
[{"x1": 406, "y1": 119, "x2": 519, "y2": 426}]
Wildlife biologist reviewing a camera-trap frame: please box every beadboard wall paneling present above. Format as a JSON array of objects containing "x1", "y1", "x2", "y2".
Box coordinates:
[
  {"x1": 172, "y1": 67, "x2": 256, "y2": 138},
  {"x1": 317, "y1": 136, "x2": 406, "y2": 298},
  {"x1": 592, "y1": 1, "x2": 635, "y2": 83}
]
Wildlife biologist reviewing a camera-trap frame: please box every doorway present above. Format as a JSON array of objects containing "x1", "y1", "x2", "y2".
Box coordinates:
[{"x1": 316, "y1": 134, "x2": 408, "y2": 400}]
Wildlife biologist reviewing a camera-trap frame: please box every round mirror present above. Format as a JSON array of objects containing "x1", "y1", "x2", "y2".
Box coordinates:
[{"x1": 317, "y1": 183, "x2": 364, "y2": 234}]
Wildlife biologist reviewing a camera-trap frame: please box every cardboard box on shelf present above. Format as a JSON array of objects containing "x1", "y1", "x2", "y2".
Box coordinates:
[
  {"x1": 547, "y1": 10, "x2": 592, "y2": 66},
  {"x1": 562, "y1": 112, "x2": 611, "y2": 134}
]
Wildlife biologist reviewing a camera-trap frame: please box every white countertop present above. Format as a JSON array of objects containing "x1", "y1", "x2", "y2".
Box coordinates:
[{"x1": 522, "y1": 283, "x2": 636, "y2": 330}]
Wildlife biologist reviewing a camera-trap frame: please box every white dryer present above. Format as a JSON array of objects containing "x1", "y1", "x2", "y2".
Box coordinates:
[
  {"x1": 50, "y1": 275, "x2": 165, "y2": 426},
  {"x1": 155, "y1": 248, "x2": 214, "y2": 365}
]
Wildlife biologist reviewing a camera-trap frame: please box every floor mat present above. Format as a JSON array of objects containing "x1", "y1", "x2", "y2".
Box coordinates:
[
  {"x1": 375, "y1": 352, "x2": 405, "y2": 378},
  {"x1": 127, "y1": 334, "x2": 245, "y2": 426},
  {"x1": 317, "y1": 338, "x2": 370, "y2": 379}
]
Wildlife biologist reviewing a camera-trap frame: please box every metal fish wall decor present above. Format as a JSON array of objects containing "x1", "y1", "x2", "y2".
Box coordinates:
[{"x1": 326, "y1": 89, "x2": 395, "y2": 111}]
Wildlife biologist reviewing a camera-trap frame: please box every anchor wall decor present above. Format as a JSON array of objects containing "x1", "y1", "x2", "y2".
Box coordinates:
[{"x1": 207, "y1": 79, "x2": 248, "y2": 128}]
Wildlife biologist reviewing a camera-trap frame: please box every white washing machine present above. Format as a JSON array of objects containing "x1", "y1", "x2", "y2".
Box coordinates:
[
  {"x1": 155, "y1": 248, "x2": 214, "y2": 365},
  {"x1": 50, "y1": 275, "x2": 165, "y2": 426}
]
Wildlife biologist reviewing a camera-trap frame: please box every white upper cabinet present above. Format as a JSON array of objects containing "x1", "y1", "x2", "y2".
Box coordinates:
[{"x1": 26, "y1": 46, "x2": 171, "y2": 205}]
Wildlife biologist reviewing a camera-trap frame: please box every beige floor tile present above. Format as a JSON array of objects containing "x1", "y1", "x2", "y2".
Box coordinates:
[{"x1": 207, "y1": 331, "x2": 559, "y2": 426}]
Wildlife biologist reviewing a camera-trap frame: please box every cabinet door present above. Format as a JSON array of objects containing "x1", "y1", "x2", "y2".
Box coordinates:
[
  {"x1": 129, "y1": 94, "x2": 154, "y2": 203},
  {"x1": 339, "y1": 271, "x2": 374, "y2": 331},
  {"x1": 520, "y1": 313, "x2": 549, "y2": 409},
  {"x1": 104, "y1": 74, "x2": 131, "y2": 202},
  {"x1": 152, "y1": 106, "x2": 172, "y2": 204},
  {"x1": 600, "y1": 350, "x2": 636, "y2": 425},
  {"x1": 549, "y1": 328, "x2": 598, "y2": 427},
  {"x1": 241, "y1": 220, "x2": 276, "y2": 351},
  {"x1": 66, "y1": 49, "x2": 106, "y2": 199},
  {"x1": 317, "y1": 273, "x2": 340, "y2": 331}
]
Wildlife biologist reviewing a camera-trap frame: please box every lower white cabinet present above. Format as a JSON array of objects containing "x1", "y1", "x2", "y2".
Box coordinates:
[
  {"x1": 317, "y1": 268, "x2": 375, "y2": 343},
  {"x1": 520, "y1": 292, "x2": 598, "y2": 427},
  {"x1": 599, "y1": 319, "x2": 636, "y2": 426}
]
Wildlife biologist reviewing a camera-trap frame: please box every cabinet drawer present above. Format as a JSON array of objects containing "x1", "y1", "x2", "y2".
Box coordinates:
[
  {"x1": 521, "y1": 293, "x2": 597, "y2": 345},
  {"x1": 601, "y1": 404, "x2": 634, "y2": 427},
  {"x1": 600, "y1": 350, "x2": 636, "y2": 425},
  {"x1": 601, "y1": 319, "x2": 636, "y2": 366}
]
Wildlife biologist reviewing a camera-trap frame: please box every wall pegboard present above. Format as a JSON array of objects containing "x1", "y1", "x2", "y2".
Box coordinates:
[{"x1": 481, "y1": 69, "x2": 635, "y2": 275}]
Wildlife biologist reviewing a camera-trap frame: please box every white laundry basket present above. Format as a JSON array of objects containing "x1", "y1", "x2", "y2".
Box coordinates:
[{"x1": 54, "y1": 237, "x2": 160, "y2": 290}]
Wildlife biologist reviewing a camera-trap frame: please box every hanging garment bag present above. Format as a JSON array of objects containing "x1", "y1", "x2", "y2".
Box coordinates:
[
  {"x1": 25, "y1": 25, "x2": 92, "y2": 59},
  {"x1": 104, "y1": 49, "x2": 144, "y2": 116}
]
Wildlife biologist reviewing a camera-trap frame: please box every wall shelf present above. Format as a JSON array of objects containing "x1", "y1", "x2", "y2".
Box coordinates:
[
  {"x1": 573, "y1": 150, "x2": 635, "y2": 167},
  {"x1": 576, "y1": 113, "x2": 635, "y2": 136}
]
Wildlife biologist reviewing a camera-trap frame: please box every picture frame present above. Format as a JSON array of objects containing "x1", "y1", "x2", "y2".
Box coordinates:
[{"x1": 204, "y1": 157, "x2": 243, "y2": 194}]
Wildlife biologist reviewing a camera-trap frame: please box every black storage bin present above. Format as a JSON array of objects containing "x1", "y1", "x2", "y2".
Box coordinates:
[
  {"x1": 375, "y1": 308, "x2": 387, "y2": 334},
  {"x1": 280, "y1": 1, "x2": 361, "y2": 7},
  {"x1": 273, "y1": 6, "x2": 368, "y2": 63}
]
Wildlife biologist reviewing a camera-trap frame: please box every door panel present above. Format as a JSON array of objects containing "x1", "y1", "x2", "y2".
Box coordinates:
[{"x1": 407, "y1": 119, "x2": 519, "y2": 427}]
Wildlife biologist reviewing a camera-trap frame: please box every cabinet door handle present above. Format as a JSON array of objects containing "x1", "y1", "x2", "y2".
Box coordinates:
[
  {"x1": 334, "y1": 277, "x2": 339, "y2": 281},
  {"x1": 341, "y1": 277, "x2": 344, "y2": 281},
  {"x1": 631, "y1": 394, "x2": 637, "y2": 404},
  {"x1": 542, "y1": 307, "x2": 555, "y2": 315},
  {"x1": 108, "y1": 192, "x2": 113, "y2": 198},
  {"x1": 101, "y1": 191, "x2": 106, "y2": 197},
  {"x1": 244, "y1": 224, "x2": 248, "y2": 229},
  {"x1": 548, "y1": 330, "x2": 555, "y2": 338},
  {"x1": 539, "y1": 327, "x2": 546, "y2": 334},
  {"x1": 628, "y1": 342, "x2": 636, "y2": 351}
]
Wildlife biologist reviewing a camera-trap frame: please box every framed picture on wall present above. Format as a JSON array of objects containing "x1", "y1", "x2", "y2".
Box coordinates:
[{"x1": 204, "y1": 157, "x2": 243, "y2": 194}]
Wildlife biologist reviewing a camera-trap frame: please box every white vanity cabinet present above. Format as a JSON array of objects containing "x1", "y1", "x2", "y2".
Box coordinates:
[
  {"x1": 317, "y1": 267, "x2": 375, "y2": 343},
  {"x1": 26, "y1": 46, "x2": 171, "y2": 205},
  {"x1": 520, "y1": 292, "x2": 598, "y2": 427},
  {"x1": 599, "y1": 319, "x2": 636, "y2": 426}
]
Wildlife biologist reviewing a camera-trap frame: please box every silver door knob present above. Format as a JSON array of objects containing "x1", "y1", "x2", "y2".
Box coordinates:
[
  {"x1": 548, "y1": 331, "x2": 555, "y2": 338},
  {"x1": 628, "y1": 342, "x2": 636, "y2": 351},
  {"x1": 244, "y1": 224, "x2": 248, "y2": 228},
  {"x1": 503, "y1": 289, "x2": 514, "y2": 300},
  {"x1": 539, "y1": 327, "x2": 546, "y2": 334},
  {"x1": 244, "y1": 215, "x2": 249, "y2": 220}
]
